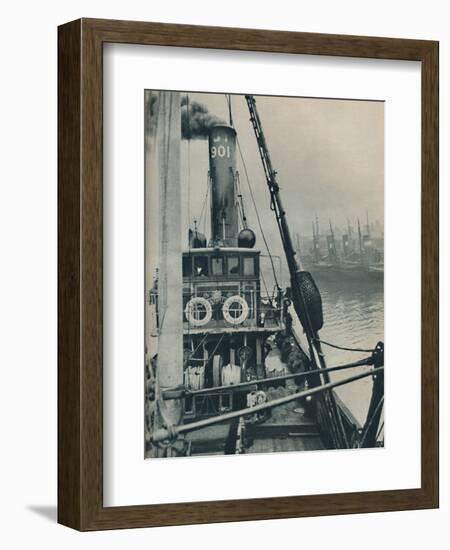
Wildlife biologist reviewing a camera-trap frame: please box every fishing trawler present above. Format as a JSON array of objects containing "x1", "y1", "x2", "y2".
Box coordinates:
[
  {"x1": 306, "y1": 216, "x2": 384, "y2": 281},
  {"x1": 145, "y1": 92, "x2": 384, "y2": 458}
]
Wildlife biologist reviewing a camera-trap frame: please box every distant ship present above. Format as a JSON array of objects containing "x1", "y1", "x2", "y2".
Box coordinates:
[{"x1": 302, "y1": 215, "x2": 384, "y2": 282}]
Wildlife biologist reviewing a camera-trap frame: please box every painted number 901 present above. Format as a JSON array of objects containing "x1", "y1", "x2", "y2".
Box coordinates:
[{"x1": 210, "y1": 145, "x2": 231, "y2": 159}]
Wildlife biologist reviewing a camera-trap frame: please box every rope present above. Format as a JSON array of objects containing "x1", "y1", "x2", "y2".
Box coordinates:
[
  {"x1": 259, "y1": 267, "x2": 272, "y2": 305},
  {"x1": 197, "y1": 172, "x2": 210, "y2": 233},
  {"x1": 236, "y1": 192, "x2": 244, "y2": 230},
  {"x1": 204, "y1": 334, "x2": 225, "y2": 368},
  {"x1": 236, "y1": 136, "x2": 280, "y2": 290},
  {"x1": 376, "y1": 420, "x2": 384, "y2": 442},
  {"x1": 314, "y1": 338, "x2": 376, "y2": 354},
  {"x1": 360, "y1": 396, "x2": 384, "y2": 447},
  {"x1": 227, "y1": 94, "x2": 234, "y2": 126},
  {"x1": 243, "y1": 97, "x2": 323, "y2": 346},
  {"x1": 235, "y1": 172, "x2": 248, "y2": 229},
  {"x1": 188, "y1": 332, "x2": 209, "y2": 358}
]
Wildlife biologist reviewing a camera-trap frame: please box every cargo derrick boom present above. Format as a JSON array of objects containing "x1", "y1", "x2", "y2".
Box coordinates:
[{"x1": 244, "y1": 95, "x2": 348, "y2": 448}]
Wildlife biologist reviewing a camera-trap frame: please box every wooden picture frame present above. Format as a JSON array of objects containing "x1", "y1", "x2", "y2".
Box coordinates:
[{"x1": 58, "y1": 18, "x2": 439, "y2": 531}]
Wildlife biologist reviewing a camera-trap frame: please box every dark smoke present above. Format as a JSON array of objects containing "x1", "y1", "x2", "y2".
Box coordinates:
[
  {"x1": 145, "y1": 92, "x2": 224, "y2": 139},
  {"x1": 181, "y1": 95, "x2": 225, "y2": 139},
  {"x1": 145, "y1": 92, "x2": 159, "y2": 136}
]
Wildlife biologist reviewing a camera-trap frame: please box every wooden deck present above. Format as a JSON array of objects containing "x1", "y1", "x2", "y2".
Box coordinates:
[
  {"x1": 186, "y1": 388, "x2": 326, "y2": 456},
  {"x1": 245, "y1": 394, "x2": 326, "y2": 454},
  {"x1": 186, "y1": 423, "x2": 235, "y2": 456}
]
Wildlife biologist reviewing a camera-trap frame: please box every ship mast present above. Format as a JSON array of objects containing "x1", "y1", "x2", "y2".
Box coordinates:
[
  {"x1": 154, "y1": 91, "x2": 184, "y2": 454},
  {"x1": 245, "y1": 95, "x2": 348, "y2": 448},
  {"x1": 245, "y1": 96, "x2": 299, "y2": 276},
  {"x1": 329, "y1": 220, "x2": 338, "y2": 264},
  {"x1": 358, "y1": 217, "x2": 364, "y2": 265}
]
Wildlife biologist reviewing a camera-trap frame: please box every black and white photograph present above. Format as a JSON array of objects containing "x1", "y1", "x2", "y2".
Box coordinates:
[
  {"x1": 144, "y1": 90, "x2": 384, "y2": 459},
  {"x1": 1, "y1": 2, "x2": 442, "y2": 542}
]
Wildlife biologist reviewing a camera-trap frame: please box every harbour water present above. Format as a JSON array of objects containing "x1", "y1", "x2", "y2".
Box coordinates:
[
  {"x1": 312, "y1": 273, "x2": 384, "y2": 427},
  {"x1": 275, "y1": 268, "x2": 384, "y2": 428}
]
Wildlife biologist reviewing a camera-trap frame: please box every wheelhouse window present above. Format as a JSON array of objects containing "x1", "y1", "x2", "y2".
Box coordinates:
[
  {"x1": 182, "y1": 256, "x2": 192, "y2": 278},
  {"x1": 243, "y1": 256, "x2": 256, "y2": 276},
  {"x1": 194, "y1": 256, "x2": 209, "y2": 277},
  {"x1": 211, "y1": 257, "x2": 224, "y2": 276},
  {"x1": 227, "y1": 256, "x2": 239, "y2": 275}
]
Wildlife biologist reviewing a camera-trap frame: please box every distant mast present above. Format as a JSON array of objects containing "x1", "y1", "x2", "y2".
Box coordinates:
[
  {"x1": 312, "y1": 219, "x2": 320, "y2": 263},
  {"x1": 327, "y1": 220, "x2": 338, "y2": 264},
  {"x1": 366, "y1": 209, "x2": 371, "y2": 238},
  {"x1": 357, "y1": 217, "x2": 364, "y2": 265}
]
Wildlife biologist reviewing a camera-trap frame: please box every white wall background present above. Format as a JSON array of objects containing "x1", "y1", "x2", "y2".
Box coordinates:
[{"x1": 0, "y1": 0, "x2": 447, "y2": 547}]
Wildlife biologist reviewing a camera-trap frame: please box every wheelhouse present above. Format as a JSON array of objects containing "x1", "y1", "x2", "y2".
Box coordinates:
[{"x1": 182, "y1": 248, "x2": 261, "y2": 331}]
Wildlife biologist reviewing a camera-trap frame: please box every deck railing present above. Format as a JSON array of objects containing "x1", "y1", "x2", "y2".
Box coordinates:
[{"x1": 151, "y1": 365, "x2": 383, "y2": 443}]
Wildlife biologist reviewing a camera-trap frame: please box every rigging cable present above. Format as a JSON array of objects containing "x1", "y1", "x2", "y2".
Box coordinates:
[
  {"x1": 235, "y1": 172, "x2": 248, "y2": 229},
  {"x1": 204, "y1": 334, "x2": 225, "y2": 368},
  {"x1": 360, "y1": 395, "x2": 384, "y2": 447},
  {"x1": 190, "y1": 332, "x2": 209, "y2": 358},
  {"x1": 197, "y1": 172, "x2": 210, "y2": 234},
  {"x1": 236, "y1": 136, "x2": 281, "y2": 291},
  {"x1": 226, "y1": 94, "x2": 234, "y2": 126},
  {"x1": 259, "y1": 267, "x2": 272, "y2": 305},
  {"x1": 375, "y1": 420, "x2": 384, "y2": 442},
  {"x1": 223, "y1": 93, "x2": 281, "y2": 292},
  {"x1": 314, "y1": 338, "x2": 376, "y2": 354}
]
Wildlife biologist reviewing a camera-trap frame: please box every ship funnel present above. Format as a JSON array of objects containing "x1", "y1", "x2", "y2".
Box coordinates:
[{"x1": 208, "y1": 125, "x2": 239, "y2": 247}]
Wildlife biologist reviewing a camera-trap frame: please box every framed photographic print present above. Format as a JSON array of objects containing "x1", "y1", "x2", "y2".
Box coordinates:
[{"x1": 58, "y1": 18, "x2": 439, "y2": 530}]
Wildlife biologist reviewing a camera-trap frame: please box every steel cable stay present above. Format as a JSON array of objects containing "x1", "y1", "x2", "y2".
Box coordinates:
[
  {"x1": 188, "y1": 332, "x2": 209, "y2": 358},
  {"x1": 202, "y1": 333, "x2": 225, "y2": 369},
  {"x1": 225, "y1": 90, "x2": 281, "y2": 293},
  {"x1": 314, "y1": 337, "x2": 377, "y2": 354},
  {"x1": 225, "y1": 94, "x2": 281, "y2": 303},
  {"x1": 197, "y1": 172, "x2": 210, "y2": 234},
  {"x1": 376, "y1": 420, "x2": 385, "y2": 442},
  {"x1": 236, "y1": 141, "x2": 281, "y2": 307},
  {"x1": 360, "y1": 395, "x2": 384, "y2": 447},
  {"x1": 236, "y1": 137, "x2": 282, "y2": 292}
]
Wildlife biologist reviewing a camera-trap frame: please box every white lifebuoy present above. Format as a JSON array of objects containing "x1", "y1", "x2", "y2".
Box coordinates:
[
  {"x1": 184, "y1": 297, "x2": 212, "y2": 327},
  {"x1": 222, "y1": 295, "x2": 249, "y2": 325}
]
